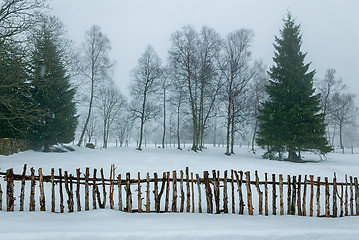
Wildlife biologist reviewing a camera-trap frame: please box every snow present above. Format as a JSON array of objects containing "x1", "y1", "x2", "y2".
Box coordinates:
[{"x1": 1, "y1": 144, "x2": 359, "y2": 239}]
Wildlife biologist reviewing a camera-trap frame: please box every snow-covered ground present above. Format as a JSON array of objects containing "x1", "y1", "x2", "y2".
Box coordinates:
[{"x1": 1, "y1": 145, "x2": 359, "y2": 239}]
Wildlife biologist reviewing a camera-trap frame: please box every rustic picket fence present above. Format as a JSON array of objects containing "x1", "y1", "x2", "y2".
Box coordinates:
[{"x1": 0, "y1": 164, "x2": 359, "y2": 217}]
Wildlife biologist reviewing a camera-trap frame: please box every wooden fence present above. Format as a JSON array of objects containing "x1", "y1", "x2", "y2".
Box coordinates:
[{"x1": 0, "y1": 164, "x2": 358, "y2": 217}]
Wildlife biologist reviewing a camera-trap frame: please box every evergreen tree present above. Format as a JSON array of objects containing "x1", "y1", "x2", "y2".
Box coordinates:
[
  {"x1": 0, "y1": 42, "x2": 41, "y2": 139},
  {"x1": 257, "y1": 13, "x2": 331, "y2": 161},
  {"x1": 29, "y1": 16, "x2": 77, "y2": 152}
]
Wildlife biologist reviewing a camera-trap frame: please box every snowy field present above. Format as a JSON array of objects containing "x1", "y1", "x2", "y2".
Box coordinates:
[{"x1": 1, "y1": 144, "x2": 359, "y2": 239}]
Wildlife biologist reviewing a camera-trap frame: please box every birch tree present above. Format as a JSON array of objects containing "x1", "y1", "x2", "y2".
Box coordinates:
[
  {"x1": 77, "y1": 25, "x2": 113, "y2": 147},
  {"x1": 129, "y1": 45, "x2": 162, "y2": 150}
]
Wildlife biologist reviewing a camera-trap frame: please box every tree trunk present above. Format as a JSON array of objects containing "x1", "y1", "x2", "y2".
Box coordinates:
[{"x1": 78, "y1": 78, "x2": 94, "y2": 147}]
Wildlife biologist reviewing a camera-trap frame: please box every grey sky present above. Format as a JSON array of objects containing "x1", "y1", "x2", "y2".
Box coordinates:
[{"x1": 49, "y1": 0, "x2": 359, "y2": 102}]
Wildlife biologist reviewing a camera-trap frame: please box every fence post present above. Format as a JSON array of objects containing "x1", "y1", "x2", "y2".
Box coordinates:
[
  {"x1": 180, "y1": 170, "x2": 184, "y2": 212},
  {"x1": 272, "y1": 174, "x2": 277, "y2": 215},
  {"x1": 350, "y1": 176, "x2": 354, "y2": 215},
  {"x1": 191, "y1": 172, "x2": 194, "y2": 213},
  {"x1": 186, "y1": 167, "x2": 191, "y2": 213},
  {"x1": 297, "y1": 175, "x2": 302, "y2": 216},
  {"x1": 76, "y1": 168, "x2": 81, "y2": 211},
  {"x1": 316, "y1": 176, "x2": 321, "y2": 217},
  {"x1": 172, "y1": 171, "x2": 177, "y2": 212},
  {"x1": 333, "y1": 174, "x2": 338, "y2": 217},
  {"x1": 20, "y1": 164, "x2": 27, "y2": 211},
  {"x1": 145, "y1": 172, "x2": 150, "y2": 213},
  {"x1": 85, "y1": 168, "x2": 89, "y2": 211},
  {"x1": 302, "y1": 175, "x2": 307, "y2": 216},
  {"x1": 51, "y1": 168, "x2": 55, "y2": 212},
  {"x1": 118, "y1": 174, "x2": 122, "y2": 211},
  {"x1": 196, "y1": 173, "x2": 202, "y2": 213},
  {"x1": 223, "y1": 170, "x2": 228, "y2": 214},
  {"x1": 165, "y1": 172, "x2": 170, "y2": 212},
  {"x1": 254, "y1": 170, "x2": 263, "y2": 215},
  {"x1": 213, "y1": 170, "x2": 220, "y2": 214},
  {"x1": 310, "y1": 175, "x2": 314, "y2": 217},
  {"x1": 354, "y1": 177, "x2": 359, "y2": 215},
  {"x1": 30, "y1": 167, "x2": 36, "y2": 211},
  {"x1": 204, "y1": 171, "x2": 213, "y2": 213},
  {"x1": 93, "y1": 169, "x2": 97, "y2": 210},
  {"x1": 138, "y1": 172, "x2": 142, "y2": 213},
  {"x1": 279, "y1": 174, "x2": 284, "y2": 215},
  {"x1": 6, "y1": 168, "x2": 14, "y2": 211},
  {"x1": 126, "y1": 172, "x2": 132, "y2": 213},
  {"x1": 59, "y1": 169, "x2": 64, "y2": 213},
  {"x1": 345, "y1": 175, "x2": 348, "y2": 216},
  {"x1": 245, "y1": 171, "x2": 253, "y2": 215},
  {"x1": 325, "y1": 177, "x2": 330, "y2": 217},
  {"x1": 291, "y1": 176, "x2": 296, "y2": 215}
]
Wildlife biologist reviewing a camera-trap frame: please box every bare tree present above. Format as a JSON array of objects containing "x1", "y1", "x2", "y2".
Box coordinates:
[
  {"x1": 96, "y1": 82, "x2": 125, "y2": 148},
  {"x1": 77, "y1": 25, "x2": 113, "y2": 147},
  {"x1": 250, "y1": 60, "x2": 268, "y2": 151},
  {"x1": 0, "y1": 0, "x2": 47, "y2": 43},
  {"x1": 331, "y1": 92, "x2": 358, "y2": 149},
  {"x1": 129, "y1": 45, "x2": 162, "y2": 150},
  {"x1": 315, "y1": 68, "x2": 347, "y2": 145},
  {"x1": 114, "y1": 108, "x2": 133, "y2": 147},
  {"x1": 219, "y1": 29, "x2": 254, "y2": 155},
  {"x1": 160, "y1": 67, "x2": 171, "y2": 148}
]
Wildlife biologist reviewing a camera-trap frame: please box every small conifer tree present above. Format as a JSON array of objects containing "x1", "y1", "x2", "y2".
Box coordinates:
[{"x1": 257, "y1": 13, "x2": 331, "y2": 160}]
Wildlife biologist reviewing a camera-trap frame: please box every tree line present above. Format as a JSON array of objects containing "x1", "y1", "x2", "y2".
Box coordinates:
[{"x1": 1, "y1": 1, "x2": 357, "y2": 158}]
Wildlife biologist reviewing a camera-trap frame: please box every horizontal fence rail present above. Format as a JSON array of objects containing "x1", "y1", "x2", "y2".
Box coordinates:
[{"x1": 0, "y1": 164, "x2": 359, "y2": 217}]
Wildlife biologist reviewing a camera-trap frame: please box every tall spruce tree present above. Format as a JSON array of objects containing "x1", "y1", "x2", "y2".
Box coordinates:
[
  {"x1": 29, "y1": 16, "x2": 77, "y2": 152},
  {"x1": 257, "y1": 13, "x2": 330, "y2": 161}
]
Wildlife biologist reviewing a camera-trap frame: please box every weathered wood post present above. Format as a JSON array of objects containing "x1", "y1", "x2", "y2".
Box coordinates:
[
  {"x1": 286, "y1": 175, "x2": 291, "y2": 215},
  {"x1": 180, "y1": 170, "x2": 184, "y2": 212},
  {"x1": 154, "y1": 173, "x2": 159, "y2": 213},
  {"x1": 186, "y1": 167, "x2": 191, "y2": 213},
  {"x1": 126, "y1": 172, "x2": 132, "y2": 213},
  {"x1": 309, "y1": 175, "x2": 314, "y2": 217},
  {"x1": 6, "y1": 168, "x2": 15, "y2": 211},
  {"x1": 20, "y1": 164, "x2": 27, "y2": 211},
  {"x1": 85, "y1": 168, "x2": 89, "y2": 211},
  {"x1": 59, "y1": 169, "x2": 64, "y2": 213},
  {"x1": 38, "y1": 168, "x2": 46, "y2": 211},
  {"x1": 231, "y1": 170, "x2": 235, "y2": 214},
  {"x1": 333, "y1": 174, "x2": 338, "y2": 217},
  {"x1": 118, "y1": 174, "x2": 122, "y2": 211},
  {"x1": 51, "y1": 168, "x2": 55, "y2": 212},
  {"x1": 291, "y1": 176, "x2": 296, "y2": 215},
  {"x1": 93, "y1": 169, "x2": 97, "y2": 210},
  {"x1": 204, "y1": 171, "x2": 213, "y2": 213},
  {"x1": 223, "y1": 170, "x2": 228, "y2": 214},
  {"x1": 354, "y1": 177, "x2": 359, "y2": 215},
  {"x1": 345, "y1": 174, "x2": 348, "y2": 216},
  {"x1": 272, "y1": 174, "x2": 277, "y2": 215},
  {"x1": 235, "y1": 171, "x2": 244, "y2": 215},
  {"x1": 97, "y1": 168, "x2": 107, "y2": 209},
  {"x1": 172, "y1": 171, "x2": 177, "y2": 212},
  {"x1": 145, "y1": 172, "x2": 150, "y2": 213},
  {"x1": 138, "y1": 172, "x2": 142, "y2": 213},
  {"x1": 265, "y1": 173, "x2": 268, "y2": 216},
  {"x1": 64, "y1": 171, "x2": 74, "y2": 212},
  {"x1": 196, "y1": 173, "x2": 202, "y2": 213},
  {"x1": 109, "y1": 165, "x2": 115, "y2": 210},
  {"x1": 30, "y1": 167, "x2": 36, "y2": 211},
  {"x1": 191, "y1": 172, "x2": 195, "y2": 213},
  {"x1": 350, "y1": 176, "x2": 354, "y2": 215},
  {"x1": 279, "y1": 174, "x2": 284, "y2": 215},
  {"x1": 165, "y1": 172, "x2": 170, "y2": 212},
  {"x1": 316, "y1": 176, "x2": 321, "y2": 217},
  {"x1": 0, "y1": 183, "x2": 2, "y2": 211},
  {"x1": 297, "y1": 175, "x2": 302, "y2": 216},
  {"x1": 255, "y1": 170, "x2": 263, "y2": 215},
  {"x1": 213, "y1": 170, "x2": 220, "y2": 214},
  {"x1": 302, "y1": 175, "x2": 307, "y2": 216},
  {"x1": 245, "y1": 171, "x2": 253, "y2": 215},
  {"x1": 325, "y1": 177, "x2": 330, "y2": 217},
  {"x1": 76, "y1": 168, "x2": 81, "y2": 211}
]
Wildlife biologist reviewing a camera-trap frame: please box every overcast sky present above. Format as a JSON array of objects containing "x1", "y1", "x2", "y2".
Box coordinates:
[{"x1": 49, "y1": 0, "x2": 359, "y2": 102}]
